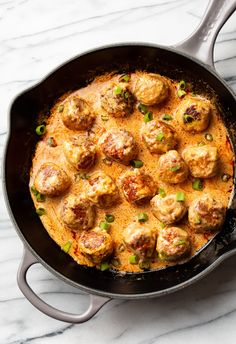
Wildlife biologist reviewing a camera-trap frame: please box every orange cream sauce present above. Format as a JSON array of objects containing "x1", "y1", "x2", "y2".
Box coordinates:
[{"x1": 30, "y1": 73, "x2": 234, "y2": 273}]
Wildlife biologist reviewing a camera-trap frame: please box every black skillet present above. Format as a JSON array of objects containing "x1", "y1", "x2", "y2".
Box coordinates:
[{"x1": 3, "y1": 0, "x2": 236, "y2": 323}]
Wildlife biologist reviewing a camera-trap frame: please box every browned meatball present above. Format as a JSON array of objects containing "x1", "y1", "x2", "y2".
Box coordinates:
[
  {"x1": 61, "y1": 95, "x2": 96, "y2": 130},
  {"x1": 175, "y1": 96, "x2": 212, "y2": 133},
  {"x1": 61, "y1": 194, "x2": 95, "y2": 230},
  {"x1": 100, "y1": 82, "x2": 134, "y2": 118},
  {"x1": 131, "y1": 72, "x2": 169, "y2": 106},
  {"x1": 123, "y1": 222, "x2": 157, "y2": 257},
  {"x1": 156, "y1": 227, "x2": 191, "y2": 261},
  {"x1": 78, "y1": 227, "x2": 113, "y2": 264},
  {"x1": 87, "y1": 171, "x2": 119, "y2": 208},
  {"x1": 120, "y1": 169, "x2": 156, "y2": 205},
  {"x1": 188, "y1": 194, "x2": 225, "y2": 232},
  {"x1": 157, "y1": 150, "x2": 188, "y2": 184},
  {"x1": 99, "y1": 128, "x2": 138, "y2": 165},
  {"x1": 141, "y1": 120, "x2": 178, "y2": 154},
  {"x1": 182, "y1": 145, "x2": 219, "y2": 178},
  {"x1": 63, "y1": 135, "x2": 96, "y2": 170},
  {"x1": 34, "y1": 162, "x2": 71, "y2": 197},
  {"x1": 150, "y1": 194, "x2": 187, "y2": 224}
]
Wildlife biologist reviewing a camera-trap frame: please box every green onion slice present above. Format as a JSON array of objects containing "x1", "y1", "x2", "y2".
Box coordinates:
[
  {"x1": 36, "y1": 207, "x2": 46, "y2": 216},
  {"x1": 156, "y1": 133, "x2": 165, "y2": 141},
  {"x1": 205, "y1": 133, "x2": 213, "y2": 141},
  {"x1": 138, "y1": 213, "x2": 149, "y2": 222},
  {"x1": 162, "y1": 114, "x2": 173, "y2": 121},
  {"x1": 100, "y1": 262, "x2": 110, "y2": 271},
  {"x1": 139, "y1": 259, "x2": 150, "y2": 270},
  {"x1": 36, "y1": 125, "x2": 46, "y2": 135},
  {"x1": 197, "y1": 141, "x2": 206, "y2": 146},
  {"x1": 62, "y1": 241, "x2": 72, "y2": 253},
  {"x1": 114, "y1": 86, "x2": 122, "y2": 95},
  {"x1": 192, "y1": 178, "x2": 204, "y2": 190},
  {"x1": 170, "y1": 166, "x2": 181, "y2": 172},
  {"x1": 124, "y1": 91, "x2": 130, "y2": 99},
  {"x1": 183, "y1": 114, "x2": 194, "y2": 123},
  {"x1": 160, "y1": 222, "x2": 166, "y2": 229},
  {"x1": 99, "y1": 221, "x2": 109, "y2": 231},
  {"x1": 194, "y1": 214, "x2": 202, "y2": 224},
  {"x1": 58, "y1": 104, "x2": 64, "y2": 112},
  {"x1": 174, "y1": 240, "x2": 187, "y2": 246},
  {"x1": 158, "y1": 188, "x2": 166, "y2": 198},
  {"x1": 105, "y1": 214, "x2": 115, "y2": 223},
  {"x1": 138, "y1": 103, "x2": 148, "y2": 114},
  {"x1": 179, "y1": 80, "x2": 186, "y2": 89},
  {"x1": 177, "y1": 89, "x2": 186, "y2": 98},
  {"x1": 130, "y1": 159, "x2": 143, "y2": 168},
  {"x1": 176, "y1": 192, "x2": 185, "y2": 202},
  {"x1": 129, "y1": 255, "x2": 138, "y2": 264},
  {"x1": 118, "y1": 243, "x2": 125, "y2": 252},
  {"x1": 144, "y1": 112, "x2": 153, "y2": 123},
  {"x1": 111, "y1": 258, "x2": 121, "y2": 267},
  {"x1": 101, "y1": 113, "x2": 109, "y2": 121},
  {"x1": 119, "y1": 74, "x2": 130, "y2": 82},
  {"x1": 221, "y1": 173, "x2": 231, "y2": 182},
  {"x1": 36, "y1": 193, "x2": 46, "y2": 202},
  {"x1": 47, "y1": 137, "x2": 56, "y2": 147}
]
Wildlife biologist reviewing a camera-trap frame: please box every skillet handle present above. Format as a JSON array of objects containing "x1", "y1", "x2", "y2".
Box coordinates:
[
  {"x1": 17, "y1": 248, "x2": 111, "y2": 323},
  {"x1": 174, "y1": 0, "x2": 236, "y2": 68}
]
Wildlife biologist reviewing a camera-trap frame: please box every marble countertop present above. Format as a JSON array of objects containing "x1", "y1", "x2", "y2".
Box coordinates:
[{"x1": 1, "y1": 0, "x2": 236, "y2": 343}]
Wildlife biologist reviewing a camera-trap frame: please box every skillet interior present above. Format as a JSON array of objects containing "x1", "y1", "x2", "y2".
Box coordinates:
[{"x1": 4, "y1": 44, "x2": 236, "y2": 297}]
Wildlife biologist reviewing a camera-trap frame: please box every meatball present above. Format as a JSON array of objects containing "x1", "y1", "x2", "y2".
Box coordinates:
[
  {"x1": 120, "y1": 169, "x2": 156, "y2": 205},
  {"x1": 157, "y1": 150, "x2": 188, "y2": 184},
  {"x1": 34, "y1": 162, "x2": 71, "y2": 197},
  {"x1": 100, "y1": 82, "x2": 134, "y2": 118},
  {"x1": 182, "y1": 145, "x2": 219, "y2": 178},
  {"x1": 123, "y1": 222, "x2": 157, "y2": 257},
  {"x1": 151, "y1": 194, "x2": 187, "y2": 224},
  {"x1": 141, "y1": 120, "x2": 178, "y2": 154},
  {"x1": 132, "y1": 73, "x2": 169, "y2": 106},
  {"x1": 157, "y1": 227, "x2": 191, "y2": 261},
  {"x1": 78, "y1": 227, "x2": 113, "y2": 264},
  {"x1": 61, "y1": 95, "x2": 95, "y2": 130},
  {"x1": 63, "y1": 135, "x2": 96, "y2": 170},
  {"x1": 87, "y1": 171, "x2": 119, "y2": 208},
  {"x1": 188, "y1": 194, "x2": 225, "y2": 232},
  {"x1": 61, "y1": 194, "x2": 95, "y2": 230},
  {"x1": 175, "y1": 96, "x2": 212, "y2": 132},
  {"x1": 99, "y1": 128, "x2": 138, "y2": 165}
]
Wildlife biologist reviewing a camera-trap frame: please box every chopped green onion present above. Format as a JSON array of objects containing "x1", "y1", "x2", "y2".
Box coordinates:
[
  {"x1": 36, "y1": 125, "x2": 46, "y2": 135},
  {"x1": 183, "y1": 114, "x2": 194, "y2": 123},
  {"x1": 192, "y1": 178, "x2": 203, "y2": 191},
  {"x1": 62, "y1": 241, "x2": 72, "y2": 253},
  {"x1": 114, "y1": 86, "x2": 122, "y2": 95},
  {"x1": 162, "y1": 114, "x2": 173, "y2": 121},
  {"x1": 170, "y1": 166, "x2": 181, "y2": 172},
  {"x1": 119, "y1": 74, "x2": 130, "y2": 82},
  {"x1": 158, "y1": 188, "x2": 166, "y2": 198},
  {"x1": 130, "y1": 159, "x2": 143, "y2": 168},
  {"x1": 47, "y1": 137, "x2": 57, "y2": 147},
  {"x1": 176, "y1": 192, "x2": 185, "y2": 202},
  {"x1": 58, "y1": 104, "x2": 64, "y2": 112},
  {"x1": 138, "y1": 103, "x2": 148, "y2": 114},
  {"x1": 205, "y1": 133, "x2": 213, "y2": 141},
  {"x1": 30, "y1": 186, "x2": 38, "y2": 195},
  {"x1": 105, "y1": 214, "x2": 115, "y2": 223},
  {"x1": 129, "y1": 255, "x2": 138, "y2": 264},
  {"x1": 177, "y1": 89, "x2": 186, "y2": 98},
  {"x1": 221, "y1": 173, "x2": 231, "y2": 182},
  {"x1": 194, "y1": 214, "x2": 202, "y2": 224},
  {"x1": 79, "y1": 173, "x2": 90, "y2": 180},
  {"x1": 179, "y1": 80, "x2": 186, "y2": 89},
  {"x1": 101, "y1": 113, "x2": 109, "y2": 121},
  {"x1": 144, "y1": 112, "x2": 153, "y2": 123},
  {"x1": 139, "y1": 259, "x2": 150, "y2": 270},
  {"x1": 36, "y1": 193, "x2": 46, "y2": 202},
  {"x1": 124, "y1": 91, "x2": 130, "y2": 99},
  {"x1": 100, "y1": 262, "x2": 110, "y2": 271},
  {"x1": 36, "y1": 207, "x2": 46, "y2": 216},
  {"x1": 118, "y1": 243, "x2": 125, "y2": 252},
  {"x1": 197, "y1": 141, "x2": 206, "y2": 147},
  {"x1": 99, "y1": 221, "x2": 109, "y2": 231},
  {"x1": 111, "y1": 258, "x2": 121, "y2": 267},
  {"x1": 174, "y1": 240, "x2": 187, "y2": 246},
  {"x1": 138, "y1": 213, "x2": 148, "y2": 222},
  {"x1": 156, "y1": 133, "x2": 165, "y2": 141},
  {"x1": 160, "y1": 222, "x2": 166, "y2": 229}
]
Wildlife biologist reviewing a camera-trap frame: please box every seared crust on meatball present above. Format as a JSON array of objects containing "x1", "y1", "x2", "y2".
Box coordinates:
[
  {"x1": 87, "y1": 171, "x2": 119, "y2": 208},
  {"x1": 157, "y1": 150, "x2": 188, "y2": 184},
  {"x1": 100, "y1": 82, "x2": 134, "y2": 118},
  {"x1": 175, "y1": 96, "x2": 212, "y2": 133},
  {"x1": 188, "y1": 194, "x2": 225, "y2": 232},
  {"x1": 131, "y1": 72, "x2": 169, "y2": 106},
  {"x1": 120, "y1": 169, "x2": 156, "y2": 205},
  {"x1": 34, "y1": 162, "x2": 71, "y2": 197},
  {"x1": 63, "y1": 135, "x2": 96, "y2": 170},
  {"x1": 157, "y1": 227, "x2": 191, "y2": 261},
  {"x1": 78, "y1": 227, "x2": 113, "y2": 264},
  {"x1": 123, "y1": 222, "x2": 157, "y2": 257},
  {"x1": 141, "y1": 120, "x2": 178, "y2": 154},
  {"x1": 61, "y1": 194, "x2": 95, "y2": 230},
  {"x1": 182, "y1": 145, "x2": 219, "y2": 178},
  {"x1": 61, "y1": 95, "x2": 96, "y2": 130},
  {"x1": 151, "y1": 194, "x2": 187, "y2": 224},
  {"x1": 99, "y1": 128, "x2": 138, "y2": 165}
]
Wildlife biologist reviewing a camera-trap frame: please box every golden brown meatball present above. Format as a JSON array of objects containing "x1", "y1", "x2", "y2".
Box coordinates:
[
  {"x1": 156, "y1": 227, "x2": 191, "y2": 261},
  {"x1": 99, "y1": 128, "x2": 138, "y2": 165},
  {"x1": 123, "y1": 222, "x2": 157, "y2": 257},
  {"x1": 78, "y1": 227, "x2": 113, "y2": 264},
  {"x1": 120, "y1": 169, "x2": 156, "y2": 205},
  {"x1": 100, "y1": 82, "x2": 134, "y2": 118},
  {"x1": 188, "y1": 194, "x2": 225, "y2": 232},
  {"x1": 141, "y1": 120, "x2": 178, "y2": 154},
  {"x1": 150, "y1": 194, "x2": 187, "y2": 224},
  {"x1": 175, "y1": 96, "x2": 212, "y2": 133},
  {"x1": 157, "y1": 150, "x2": 188, "y2": 184},
  {"x1": 34, "y1": 162, "x2": 71, "y2": 197},
  {"x1": 63, "y1": 135, "x2": 96, "y2": 170},
  {"x1": 61, "y1": 95, "x2": 96, "y2": 130},
  {"x1": 61, "y1": 194, "x2": 95, "y2": 230},
  {"x1": 131, "y1": 72, "x2": 169, "y2": 106},
  {"x1": 182, "y1": 145, "x2": 219, "y2": 178},
  {"x1": 87, "y1": 171, "x2": 119, "y2": 208}
]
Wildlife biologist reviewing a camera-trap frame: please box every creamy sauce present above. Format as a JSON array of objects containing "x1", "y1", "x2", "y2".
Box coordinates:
[{"x1": 30, "y1": 73, "x2": 234, "y2": 273}]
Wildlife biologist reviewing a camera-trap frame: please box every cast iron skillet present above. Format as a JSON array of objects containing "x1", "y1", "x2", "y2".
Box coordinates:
[{"x1": 3, "y1": 0, "x2": 236, "y2": 323}]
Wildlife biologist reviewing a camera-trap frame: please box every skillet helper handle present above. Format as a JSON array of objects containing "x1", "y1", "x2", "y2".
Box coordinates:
[
  {"x1": 174, "y1": 0, "x2": 236, "y2": 68},
  {"x1": 17, "y1": 248, "x2": 110, "y2": 323}
]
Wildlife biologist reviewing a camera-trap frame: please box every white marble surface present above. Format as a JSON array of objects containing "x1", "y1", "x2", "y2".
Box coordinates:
[{"x1": 1, "y1": 0, "x2": 236, "y2": 343}]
